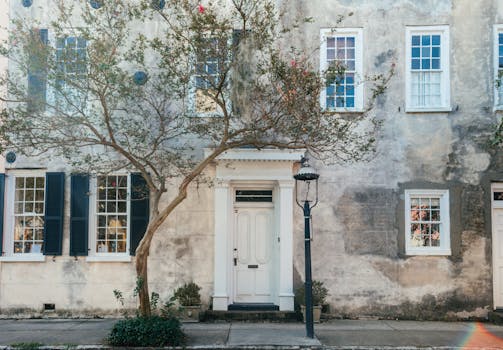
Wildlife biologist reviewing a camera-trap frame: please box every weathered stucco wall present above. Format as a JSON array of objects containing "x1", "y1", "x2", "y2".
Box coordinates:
[
  {"x1": 1, "y1": 0, "x2": 503, "y2": 319},
  {"x1": 289, "y1": 0, "x2": 502, "y2": 319}
]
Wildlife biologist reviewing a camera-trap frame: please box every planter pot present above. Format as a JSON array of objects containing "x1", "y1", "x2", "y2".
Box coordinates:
[
  {"x1": 180, "y1": 305, "x2": 201, "y2": 322},
  {"x1": 300, "y1": 305, "x2": 322, "y2": 323}
]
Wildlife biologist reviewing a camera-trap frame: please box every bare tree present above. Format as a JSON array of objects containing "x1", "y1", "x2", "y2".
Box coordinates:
[{"x1": 0, "y1": 0, "x2": 393, "y2": 316}]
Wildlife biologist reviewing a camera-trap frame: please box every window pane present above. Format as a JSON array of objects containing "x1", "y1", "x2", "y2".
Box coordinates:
[
  {"x1": 412, "y1": 47, "x2": 420, "y2": 58},
  {"x1": 422, "y1": 59, "x2": 430, "y2": 69},
  {"x1": 412, "y1": 59, "x2": 420, "y2": 69},
  {"x1": 432, "y1": 35, "x2": 441, "y2": 45},
  {"x1": 346, "y1": 37, "x2": 355, "y2": 47},
  {"x1": 431, "y1": 59, "x2": 440, "y2": 69},
  {"x1": 327, "y1": 37, "x2": 335, "y2": 47},
  {"x1": 412, "y1": 35, "x2": 420, "y2": 46},
  {"x1": 421, "y1": 35, "x2": 430, "y2": 45},
  {"x1": 432, "y1": 47, "x2": 440, "y2": 58}
]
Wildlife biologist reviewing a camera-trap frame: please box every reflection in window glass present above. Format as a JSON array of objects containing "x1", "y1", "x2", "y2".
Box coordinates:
[
  {"x1": 13, "y1": 176, "x2": 45, "y2": 254},
  {"x1": 409, "y1": 197, "x2": 441, "y2": 248},
  {"x1": 96, "y1": 175, "x2": 128, "y2": 253}
]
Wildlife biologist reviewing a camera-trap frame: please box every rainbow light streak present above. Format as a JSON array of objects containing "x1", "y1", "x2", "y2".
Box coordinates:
[{"x1": 460, "y1": 322, "x2": 503, "y2": 349}]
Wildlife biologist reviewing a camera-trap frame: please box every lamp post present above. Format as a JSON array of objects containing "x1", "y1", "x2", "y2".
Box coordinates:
[{"x1": 294, "y1": 157, "x2": 319, "y2": 339}]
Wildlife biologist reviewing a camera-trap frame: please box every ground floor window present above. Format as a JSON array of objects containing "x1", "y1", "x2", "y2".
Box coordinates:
[
  {"x1": 13, "y1": 176, "x2": 45, "y2": 254},
  {"x1": 405, "y1": 189, "x2": 451, "y2": 255},
  {"x1": 92, "y1": 175, "x2": 130, "y2": 254}
]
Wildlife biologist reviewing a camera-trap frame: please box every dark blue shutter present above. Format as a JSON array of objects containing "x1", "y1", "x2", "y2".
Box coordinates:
[
  {"x1": 130, "y1": 173, "x2": 150, "y2": 256},
  {"x1": 70, "y1": 174, "x2": 89, "y2": 256},
  {"x1": 0, "y1": 174, "x2": 5, "y2": 255},
  {"x1": 43, "y1": 172, "x2": 65, "y2": 255},
  {"x1": 28, "y1": 28, "x2": 48, "y2": 111}
]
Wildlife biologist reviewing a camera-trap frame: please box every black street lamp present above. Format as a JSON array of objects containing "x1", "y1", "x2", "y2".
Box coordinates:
[{"x1": 293, "y1": 156, "x2": 319, "y2": 339}]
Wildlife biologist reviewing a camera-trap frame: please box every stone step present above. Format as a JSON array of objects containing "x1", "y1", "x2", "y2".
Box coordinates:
[{"x1": 202, "y1": 310, "x2": 301, "y2": 322}]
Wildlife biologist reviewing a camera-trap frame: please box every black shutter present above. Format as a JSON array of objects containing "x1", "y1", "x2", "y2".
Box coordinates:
[
  {"x1": 70, "y1": 174, "x2": 89, "y2": 256},
  {"x1": 130, "y1": 173, "x2": 150, "y2": 256},
  {"x1": 0, "y1": 174, "x2": 5, "y2": 255},
  {"x1": 43, "y1": 172, "x2": 65, "y2": 255},
  {"x1": 27, "y1": 28, "x2": 48, "y2": 111}
]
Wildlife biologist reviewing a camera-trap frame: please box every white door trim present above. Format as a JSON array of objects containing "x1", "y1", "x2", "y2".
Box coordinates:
[
  {"x1": 211, "y1": 151, "x2": 302, "y2": 311},
  {"x1": 492, "y1": 182, "x2": 503, "y2": 309}
]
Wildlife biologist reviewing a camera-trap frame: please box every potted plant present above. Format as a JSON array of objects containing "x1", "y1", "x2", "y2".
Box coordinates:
[
  {"x1": 295, "y1": 280, "x2": 328, "y2": 323},
  {"x1": 173, "y1": 282, "x2": 202, "y2": 322}
]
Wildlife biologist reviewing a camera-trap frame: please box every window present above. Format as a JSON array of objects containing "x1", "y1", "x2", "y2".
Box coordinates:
[
  {"x1": 405, "y1": 189, "x2": 451, "y2": 255},
  {"x1": 320, "y1": 28, "x2": 363, "y2": 111},
  {"x1": 13, "y1": 176, "x2": 45, "y2": 254},
  {"x1": 53, "y1": 35, "x2": 88, "y2": 109},
  {"x1": 191, "y1": 36, "x2": 229, "y2": 114},
  {"x1": 89, "y1": 175, "x2": 130, "y2": 255},
  {"x1": 494, "y1": 25, "x2": 503, "y2": 108},
  {"x1": 405, "y1": 26, "x2": 450, "y2": 111}
]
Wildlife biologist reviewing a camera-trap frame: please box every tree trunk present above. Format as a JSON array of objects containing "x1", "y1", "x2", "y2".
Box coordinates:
[{"x1": 135, "y1": 246, "x2": 151, "y2": 317}]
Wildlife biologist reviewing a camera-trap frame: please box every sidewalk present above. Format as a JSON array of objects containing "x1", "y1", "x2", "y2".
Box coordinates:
[{"x1": 0, "y1": 319, "x2": 503, "y2": 349}]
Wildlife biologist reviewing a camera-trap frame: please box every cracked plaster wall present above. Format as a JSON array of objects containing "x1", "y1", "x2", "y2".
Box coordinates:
[{"x1": 1, "y1": 0, "x2": 503, "y2": 319}]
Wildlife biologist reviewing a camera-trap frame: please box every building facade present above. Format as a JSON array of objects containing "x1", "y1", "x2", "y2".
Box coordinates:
[{"x1": 0, "y1": 0, "x2": 502, "y2": 320}]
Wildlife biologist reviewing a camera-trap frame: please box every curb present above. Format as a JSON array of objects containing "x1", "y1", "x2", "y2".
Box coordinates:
[{"x1": 1, "y1": 346, "x2": 502, "y2": 350}]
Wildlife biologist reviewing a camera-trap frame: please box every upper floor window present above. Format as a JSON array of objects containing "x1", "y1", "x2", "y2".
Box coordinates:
[
  {"x1": 53, "y1": 35, "x2": 88, "y2": 109},
  {"x1": 320, "y1": 28, "x2": 363, "y2": 111},
  {"x1": 405, "y1": 189, "x2": 451, "y2": 256},
  {"x1": 191, "y1": 36, "x2": 229, "y2": 114},
  {"x1": 405, "y1": 26, "x2": 450, "y2": 112},
  {"x1": 494, "y1": 25, "x2": 503, "y2": 108}
]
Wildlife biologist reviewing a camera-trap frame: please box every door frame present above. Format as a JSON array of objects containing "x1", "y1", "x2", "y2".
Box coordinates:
[
  {"x1": 492, "y1": 182, "x2": 503, "y2": 309},
  {"x1": 232, "y1": 185, "x2": 276, "y2": 304},
  {"x1": 210, "y1": 148, "x2": 303, "y2": 311}
]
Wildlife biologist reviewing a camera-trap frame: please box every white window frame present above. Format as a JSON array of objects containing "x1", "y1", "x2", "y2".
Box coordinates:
[
  {"x1": 405, "y1": 25, "x2": 451, "y2": 112},
  {"x1": 0, "y1": 170, "x2": 46, "y2": 262},
  {"x1": 320, "y1": 28, "x2": 364, "y2": 112},
  {"x1": 404, "y1": 189, "x2": 451, "y2": 256},
  {"x1": 47, "y1": 31, "x2": 89, "y2": 113},
  {"x1": 188, "y1": 33, "x2": 232, "y2": 117},
  {"x1": 494, "y1": 24, "x2": 503, "y2": 110},
  {"x1": 86, "y1": 174, "x2": 132, "y2": 262}
]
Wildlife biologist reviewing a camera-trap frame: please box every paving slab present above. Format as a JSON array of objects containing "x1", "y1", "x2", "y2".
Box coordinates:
[
  {"x1": 227, "y1": 323, "x2": 321, "y2": 346},
  {"x1": 182, "y1": 323, "x2": 230, "y2": 346}
]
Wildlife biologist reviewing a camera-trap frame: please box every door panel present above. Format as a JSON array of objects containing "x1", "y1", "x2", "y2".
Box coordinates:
[{"x1": 234, "y1": 207, "x2": 274, "y2": 303}]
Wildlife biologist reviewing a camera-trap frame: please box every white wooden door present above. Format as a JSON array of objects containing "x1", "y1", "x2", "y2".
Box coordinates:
[
  {"x1": 234, "y1": 207, "x2": 274, "y2": 303},
  {"x1": 492, "y1": 184, "x2": 503, "y2": 308}
]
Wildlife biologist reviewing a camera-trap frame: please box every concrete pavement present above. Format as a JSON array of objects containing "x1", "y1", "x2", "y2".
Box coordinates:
[{"x1": 0, "y1": 319, "x2": 503, "y2": 349}]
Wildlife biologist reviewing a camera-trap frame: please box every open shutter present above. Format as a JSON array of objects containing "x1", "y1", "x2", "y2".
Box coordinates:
[
  {"x1": 28, "y1": 28, "x2": 48, "y2": 111},
  {"x1": 43, "y1": 172, "x2": 65, "y2": 255},
  {"x1": 130, "y1": 173, "x2": 149, "y2": 256},
  {"x1": 0, "y1": 174, "x2": 5, "y2": 255},
  {"x1": 70, "y1": 174, "x2": 89, "y2": 256}
]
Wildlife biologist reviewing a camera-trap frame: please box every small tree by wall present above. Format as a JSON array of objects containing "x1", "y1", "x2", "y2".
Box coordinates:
[{"x1": 0, "y1": 0, "x2": 393, "y2": 316}]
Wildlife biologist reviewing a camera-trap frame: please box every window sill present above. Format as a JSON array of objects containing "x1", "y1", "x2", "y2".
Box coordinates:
[
  {"x1": 325, "y1": 108, "x2": 364, "y2": 113},
  {"x1": 493, "y1": 106, "x2": 503, "y2": 112},
  {"x1": 86, "y1": 255, "x2": 132, "y2": 263},
  {"x1": 405, "y1": 248, "x2": 451, "y2": 256},
  {"x1": 405, "y1": 107, "x2": 452, "y2": 113},
  {"x1": 0, "y1": 255, "x2": 46, "y2": 262}
]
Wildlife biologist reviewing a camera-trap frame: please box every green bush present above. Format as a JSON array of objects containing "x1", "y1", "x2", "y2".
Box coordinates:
[
  {"x1": 108, "y1": 316, "x2": 185, "y2": 347},
  {"x1": 174, "y1": 282, "x2": 201, "y2": 306},
  {"x1": 294, "y1": 280, "x2": 328, "y2": 306}
]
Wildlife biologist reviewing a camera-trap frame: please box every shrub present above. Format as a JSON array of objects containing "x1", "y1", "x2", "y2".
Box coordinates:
[
  {"x1": 294, "y1": 280, "x2": 329, "y2": 306},
  {"x1": 173, "y1": 282, "x2": 201, "y2": 306},
  {"x1": 108, "y1": 316, "x2": 185, "y2": 347}
]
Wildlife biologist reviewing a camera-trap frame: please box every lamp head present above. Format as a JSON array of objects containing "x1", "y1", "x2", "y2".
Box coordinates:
[{"x1": 294, "y1": 157, "x2": 319, "y2": 182}]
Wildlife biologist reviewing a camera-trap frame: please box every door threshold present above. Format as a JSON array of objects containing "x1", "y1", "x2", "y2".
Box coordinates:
[{"x1": 228, "y1": 303, "x2": 279, "y2": 311}]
